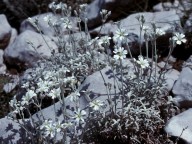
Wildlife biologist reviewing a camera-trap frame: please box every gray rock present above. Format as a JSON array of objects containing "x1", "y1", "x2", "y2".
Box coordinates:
[
  {"x1": 84, "y1": 0, "x2": 146, "y2": 28},
  {"x1": 20, "y1": 13, "x2": 79, "y2": 37},
  {"x1": 164, "y1": 69, "x2": 180, "y2": 91},
  {"x1": 153, "y1": 0, "x2": 192, "y2": 18},
  {"x1": 91, "y1": 11, "x2": 180, "y2": 39},
  {"x1": 79, "y1": 66, "x2": 120, "y2": 95},
  {"x1": 153, "y1": 2, "x2": 175, "y2": 12},
  {"x1": 7, "y1": 28, "x2": 18, "y2": 47},
  {"x1": 183, "y1": 55, "x2": 192, "y2": 69},
  {"x1": 53, "y1": 32, "x2": 89, "y2": 51},
  {"x1": 4, "y1": 30, "x2": 58, "y2": 68},
  {"x1": 90, "y1": 11, "x2": 180, "y2": 55},
  {"x1": 165, "y1": 108, "x2": 192, "y2": 144},
  {"x1": 172, "y1": 67, "x2": 192, "y2": 108},
  {"x1": 0, "y1": 117, "x2": 31, "y2": 143},
  {"x1": 3, "y1": 75, "x2": 19, "y2": 93},
  {"x1": 0, "y1": 14, "x2": 12, "y2": 49},
  {"x1": 157, "y1": 61, "x2": 172, "y2": 70}
]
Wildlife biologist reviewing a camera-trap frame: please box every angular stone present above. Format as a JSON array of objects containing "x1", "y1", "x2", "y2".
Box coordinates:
[
  {"x1": 85, "y1": 0, "x2": 158, "y2": 28},
  {"x1": 165, "y1": 108, "x2": 192, "y2": 144},
  {"x1": 20, "y1": 13, "x2": 79, "y2": 37},
  {"x1": 172, "y1": 67, "x2": 192, "y2": 108},
  {"x1": 3, "y1": 75, "x2": 19, "y2": 93},
  {"x1": 0, "y1": 117, "x2": 31, "y2": 143},
  {"x1": 91, "y1": 11, "x2": 180, "y2": 40},
  {"x1": 164, "y1": 69, "x2": 180, "y2": 91},
  {"x1": 0, "y1": 14, "x2": 12, "y2": 49},
  {"x1": 4, "y1": 30, "x2": 58, "y2": 68}
]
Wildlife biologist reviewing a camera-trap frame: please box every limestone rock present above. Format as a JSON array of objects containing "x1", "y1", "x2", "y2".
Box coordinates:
[
  {"x1": 91, "y1": 11, "x2": 180, "y2": 40},
  {"x1": 0, "y1": 117, "x2": 31, "y2": 143},
  {"x1": 0, "y1": 14, "x2": 12, "y2": 49},
  {"x1": 164, "y1": 69, "x2": 180, "y2": 91},
  {"x1": 20, "y1": 13, "x2": 79, "y2": 37},
  {"x1": 90, "y1": 11, "x2": 180, "y2": 55},
  {"x1": 172, "y1": 67, "x2": 192, "y2": 108},
  {"x1": 4, "y1": 30, "x2": 58, "y2": 68},
  {"x1": 165, "y1": 108, "x2": 192, "y2": 144}
]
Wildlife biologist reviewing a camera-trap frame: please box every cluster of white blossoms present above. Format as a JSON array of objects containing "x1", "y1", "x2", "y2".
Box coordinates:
[
  {"x1": 40, "y1": 120, "x2": 73, "y2": 138},
  {"x1": 21, "y1": 89, "x2": 37, "y2": 105},
  {"x1": 67, "y1": 91, "x2": 80, "y2": 102},
  {"x1": 9, "y1": 96, "x2": 25, "y2": 115},
  {"x1": 48, "y1": 88, "x2": 61, "y2": 99},
  {"x1": 98, "y1": 36, "x2": 111, "y2": 46},
  {"x1": 142, "y1": 25, "x2": 165, "y2": 38}
]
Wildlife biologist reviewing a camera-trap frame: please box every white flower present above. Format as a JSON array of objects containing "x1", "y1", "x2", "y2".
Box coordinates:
[
  {"x1": 127, "y1": 91, "x2": 132, "y2": 98},
  {"x1": 98, "y1": 36, "x2": 111, "y2": 46},
  {"x1": 9, "y1": 96, "x2": 17, "y2": 108},
  {"x1": 63, "y1": 122, "x2": 73, "y2": 128},
  {"x1": 79, "y1": 4, "x2": 88, "y2": 12},
  {"x1": 42, "y1": 71, "x2": 54, "y2": 80},
  {"x1": 40, "y1": 120, "x2": 56, "y2": 138},
  {"x1": 87, "y1": 37, "x2": 99, "y2": 46},
  {"x1": 21, "y1": 82, "x2": 29, "y2": 88},
  {"x1": 53, "y1": 121, "x2": 64, "y2": 132},
  {"x1": 37, "y1": 79, "x2": 53, "y2": 93},
  {"x1": 172, "y1": 33, "x2": 187, "y2": 45},
  {"x1": 113, "y1": 47, "x2": 127, "y2": 60},
  {"x1": 100, "y1": 9, "x2": 111, "y2": 22},
  {"x1": 89, "y1": 100, "x2": 104, "y2": 111},
  {"x1": 9, "y1": 96, "x2": 25, "y2": 113},
  {"x1": 68, "y1": 91, "x2": 80, "y2": 102},
  {"x1": 100, "y1": 9, "x2": 108, "y2": 15},
  {"x1": 113, "y1": 28, "x2": 128, "y2": 43},
  {"x1": 155, "y1": 28, "x2": 165, "y2": 36},
  {"x1": 73, "y1": 109, "x2": 86, "y2": 123},
  {"x1": 44, "y1": 124, "x2": 55, "y2": 138},
  {"x1": 136, "y1": 55, "x2": 149, "y2": 69},
  {"x1": 21, "y1": 90, "x2": 37, "y2": 105},
  {"x1": 61, "y1": 18, "x2": 72, "y2": 29},
  {"x1": 48, "y1": 88, "x2": 61, "y2": 99}
]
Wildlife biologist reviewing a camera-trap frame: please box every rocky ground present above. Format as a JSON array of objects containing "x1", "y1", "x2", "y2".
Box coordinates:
[{"x1": 1, "y1": 0, "x2": 192, "y2": 143}]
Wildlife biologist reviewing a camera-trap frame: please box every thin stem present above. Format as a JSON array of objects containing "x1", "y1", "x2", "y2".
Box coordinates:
[{"x1": 120, "y1": 60, "x2": 125, "y2": 113}]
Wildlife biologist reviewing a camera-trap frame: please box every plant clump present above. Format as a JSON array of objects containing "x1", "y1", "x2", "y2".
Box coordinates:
[{"x1": 6, "y1": 2, "x2": 187, "y2": 144}]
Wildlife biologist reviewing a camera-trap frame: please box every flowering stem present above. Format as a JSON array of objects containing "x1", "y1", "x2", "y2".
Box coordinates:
[
  {"x1": 60, "y1": 84, "x2": 67, "y2": 143},
  {"x1": 99, "y1": 70, "x2": 113, "y2": 113},
  {"x1": 154, "y1": 39, "x2": 157, "y2": 83},
  {"x1": 120, "y1": 59, "x2": 125, "y2": 113},
  {"x1": 139, "y1": 27, "x2": 142, "y2": 55},
  {"x1": 157, "y1": 41, "x2": 175, "y2": 85}
]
